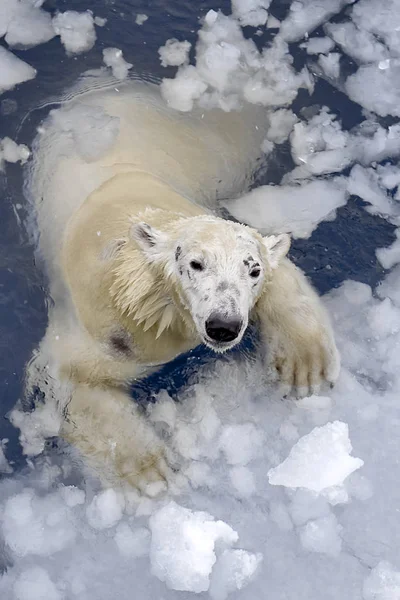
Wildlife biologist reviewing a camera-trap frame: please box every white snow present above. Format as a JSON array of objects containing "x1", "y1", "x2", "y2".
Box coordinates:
[
  {"x1": 268, "y1": 421, "x2": 364, "y2": 493},
  {"x1": 363, "y1": 561, "x2": 400, "y2": 600},
  {"x1": 114, "y1": 523, "x2": 151, "y2": 558},
  {"x1": 209, "y1": 549, "x2": 263, "y2": 600},
  {"x1": 52, "y1": 10, "x2": 97, "y2": 55},
  {"x1": 102, "y1": 48, "x2": 132, "y2": 80},
  {"x1": 219, "y1": 423, "x2": 264, "y2": 465},
  {"x1": 0, "y1": 46, "x2": 36, "y2": 94},
  {"x1": 14, "y1": 567, "x2": 62, "y2": 600},
  {"x1": 299, "y1": 514, "x2": 343, "y2": 556},
  {"x1": 149, "y1": 501, "x2": 239, "y2": 592}
]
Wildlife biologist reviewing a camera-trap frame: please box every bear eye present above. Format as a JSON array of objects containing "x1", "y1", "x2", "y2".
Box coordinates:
[
  {"x1": 250, "y1": 267, "x2": 261, "y2": 278},
  {"x1": 190, "y1": 260, "x2": 204, "y2": 271}
]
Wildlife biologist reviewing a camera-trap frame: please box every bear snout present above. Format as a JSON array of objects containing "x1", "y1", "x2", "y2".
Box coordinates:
[{"x1": 205, "y1": 313, "x2": 243, "y2": 343}]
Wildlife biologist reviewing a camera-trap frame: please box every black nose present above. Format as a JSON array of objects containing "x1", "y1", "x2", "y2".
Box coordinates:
[{"x1": 205, "y1": 314, "x2": 242, "y2": 343}]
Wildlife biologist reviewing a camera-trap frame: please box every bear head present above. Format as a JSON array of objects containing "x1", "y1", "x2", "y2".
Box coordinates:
[{"x1": 131, "y1": 215, "x2": 290, "y2": 353}]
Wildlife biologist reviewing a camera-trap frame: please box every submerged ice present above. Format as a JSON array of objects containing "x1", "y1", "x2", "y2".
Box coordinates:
[{"x1": 1, "y1": 0, "x2": 400, "y2": 599}]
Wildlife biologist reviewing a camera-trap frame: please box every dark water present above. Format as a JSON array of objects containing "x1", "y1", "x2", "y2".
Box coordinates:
[{"x1": 0, "y1": 0, "x2": 395, "y2": 469}]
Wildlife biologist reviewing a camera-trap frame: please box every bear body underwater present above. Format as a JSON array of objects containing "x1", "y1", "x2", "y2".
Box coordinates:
[{"x1": 17, "y1": 78, "x2": 340, "y2": 493}]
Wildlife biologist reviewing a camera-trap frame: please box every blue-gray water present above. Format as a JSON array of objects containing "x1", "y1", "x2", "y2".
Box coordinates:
[{"x1": 0, "y1": 0, "x2": 395, "y2": 469}]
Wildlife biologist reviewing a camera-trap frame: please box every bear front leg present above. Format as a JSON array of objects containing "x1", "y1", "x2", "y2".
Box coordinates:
[
  {"x1": 62, "y1": 384, "x2": 176, "y2": 496},
  {"x1": 255, "y1": 258, "x2": 340, "y2": 398}
]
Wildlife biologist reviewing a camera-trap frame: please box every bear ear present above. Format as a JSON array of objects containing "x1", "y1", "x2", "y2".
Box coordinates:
[
  {"x1": 263, "y1": 233, "x2": 290, "y2": 269},
  {"x1": 130, "y1": 222, "x2": 169, "y2": 261}
]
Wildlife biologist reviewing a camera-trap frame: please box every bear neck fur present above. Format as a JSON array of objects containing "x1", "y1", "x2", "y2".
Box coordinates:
[{"x1": 110, "y1": 211, "x2": 197, "y2": 341}]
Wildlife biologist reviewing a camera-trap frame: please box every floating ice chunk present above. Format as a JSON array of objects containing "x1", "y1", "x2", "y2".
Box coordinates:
[
  {"x1": 318, "y1": 52, "x2": 341, "y2": 79},
  {"x1": 115, "y1": 523, "x2": 151, "y2": 558},
  {"x1": 268, "y1": 421, "x2": 364, "y2": 493},
  {"x1": 352, "y1": 0, "x2": 400, "y2": 58},
  {"x1": 363, "y1": 561, "x2": 400, "y2": 600},
  {"x1": 267, "y1": 14, "x2": 280, "y2": 29},
  {"x1": 287, "y1": 108, "x2": 351, "y2": 179},
  {"x1": 53, "y1": 10, "x2": 96, "y2": 55},
  {"x1": 244, "y1": 37, "x2": 313, "y2": 107},
  {"x1": 368, "y1": 297, "x2": 400, "y2": 337},
  {"x1": 376, "y1": 163, "x2": 400, "y2": 190},
  {"x1": 149, "y1": 501, "x2": 238, "y2": 592},
  {"x1": 102, "y1": 48, "x2": 132, "y2": 80},
  {"x1": 287, "y1": 109, "x2": 400, "y2": 180},
  {"x1": 0, "y1": 136, "x2": 30, "y2": 169},
  {"x1": 231, "y1": 0, "x2": 271, "y2": 27},
  {"x1": 346, "y1": 61, "x2": 400, "y2": 118},
  {"x1": 279, "y1": 0, "x2": 354, "y2": 43},
  {"x1": 161, "y1": 64, "x2": 208, "y2": 111},
  {"x1": 303, "y1": 36, "x2": 335, "y2": 55},
  {"x1": 135, "y1": 13, "x2": 148, "y2": 25},
  {"x1": 0, "y1": 439, "x2": 12, "y2": 473},
  {"x1": 4, "y1": 0, "x2": 55, "y2": 48},
  {"x1": 325, "y1": 21, "x2": 388, "y2": 64},
  {"x1": 347, "y1": 165, "x2": 395, "y2": 216},
  {"x1": 49, "y1": 103, "x2": 120, "y2": 162},
  {"x1": 209, "y1": 549, "x2": 263, "y2": 600},
  {"x1": 299, "y1": 514, "x2": 342, "y2": 556},
  {"x1": 158, "y1": 38, "x2": 191, "y2": 67},
  {"x1": 86, "y1": 489, "x2": 124, "y2": 530},
  {"x1": 230, "y1": 466, "x2": 256, "y2": 497},
  {"x1": 161, "y1": 11, "x2": 311, "y2": 112},
  {"x1": 2, "y1": 488, "x2": 76, "y2": 556},
  {"x1": 0, "y1": 0, "x2": 16, "y2": 37},
  {"x1": 0, "y1": 46, "x2": 36, "y2": 94},
  {"x1": 223, "y1": 178, "x2": 347, "y2": 239},
  {"x1": 14, "y1": 567, "x2": 62, "y2": 600},
  {"x1": 266, "y1": 108, "x2": 298, "y2": 144},
  {"x1": 351, "y1": 122, "x2": 400, "y2": 166},
  {"x1": 94, "y1": 16, "x2": 107, "y2": 27},
  {"x1": 219, "y1": 423, "x2": 264, "y2": 465},
  {"x1": 377, "y1": 232, "x2": 400, "y2": 270}
]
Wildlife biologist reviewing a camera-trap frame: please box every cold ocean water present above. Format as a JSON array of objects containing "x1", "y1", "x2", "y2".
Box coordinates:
[{"x1": 0, "y1": 1, "x2": 400, "y2": 599}]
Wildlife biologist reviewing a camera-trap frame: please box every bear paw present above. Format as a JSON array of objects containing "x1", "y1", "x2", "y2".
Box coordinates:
[{"x1": 269, "y1": 326, "x2": 340, "y2": 399}]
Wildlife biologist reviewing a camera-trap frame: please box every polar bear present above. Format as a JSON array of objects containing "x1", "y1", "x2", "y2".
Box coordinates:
[{"x1": 16, "y1": 76, "x2": 339, "y2": 493}]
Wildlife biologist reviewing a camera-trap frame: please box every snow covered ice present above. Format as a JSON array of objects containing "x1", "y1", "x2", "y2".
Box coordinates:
[
  {"x1": 268, "y1": 421, "x2": 364, "y2": 493},
  {"x1": 1, "y1": 0, "x2": 400, "y2": 599}
]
